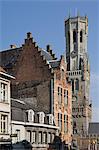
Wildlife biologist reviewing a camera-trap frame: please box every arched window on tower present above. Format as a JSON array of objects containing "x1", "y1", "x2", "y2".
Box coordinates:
[
  {"x1": 72, "y1": 79, "x2": 74, "y2": 93},
  {"x1": 75, "y1": 79, "x2": 79, "y2": 91},
  {"x1": 80, "y1": 31, "x2": 83, "y2": 43},
  {"x1": 68, "y1": 31, "x2": 70, "y2": 51},
  {"x1": 73, "y1": 30, "x2": 76, "y2": 43},
  {"x1": 79, "y1": 58, "x2": 84, "y2": 70}
]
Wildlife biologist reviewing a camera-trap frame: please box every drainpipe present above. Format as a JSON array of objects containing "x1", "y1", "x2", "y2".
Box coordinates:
[{"x1": 50, "y1": 78, "x2": 54, "y2": 114}]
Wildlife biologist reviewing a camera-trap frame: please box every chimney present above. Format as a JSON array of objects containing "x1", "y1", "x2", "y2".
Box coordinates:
[
  {"x1": 27, "y1": 32, "x2": 32, "y2": 39},
  {"x1": 10, "y1": 45, "x2": 16, "y2": 49},
  {"x1": 46, "y1": 44, "x2": 51, "y2": 52}
]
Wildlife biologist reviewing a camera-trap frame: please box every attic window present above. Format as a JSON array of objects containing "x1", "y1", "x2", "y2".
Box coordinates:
[
  {"x1": 47, "y1": 114, "x2": 54, "y2": 125},
  {"x1": 27, "y1": 109, "x2": 34, "y2": 122},
  {"x1": 38, "y1": 112, "x2": 45, "y2": 124}
]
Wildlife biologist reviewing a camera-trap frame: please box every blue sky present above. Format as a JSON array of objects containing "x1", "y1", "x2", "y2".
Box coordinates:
[{"x1": 0, "y1": 0, "x2": 99, "y2": 121}]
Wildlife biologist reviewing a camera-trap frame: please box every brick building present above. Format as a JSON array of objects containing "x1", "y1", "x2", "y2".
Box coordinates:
[{"x1": 0, "y1": 32, "x2": 72, "y2": 144}]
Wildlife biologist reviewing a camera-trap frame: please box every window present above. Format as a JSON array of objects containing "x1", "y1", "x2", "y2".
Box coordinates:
[
  {"x1": 68, "y1": 31, "x2": 70, "y2": 51},
  {"x1": 0, "y1": 83, "x2": 8, "y2": 102},
  {"x1": 1, "y1": 114, "x2": 8, "y2": 133},
  {"x1": 26, "y1": 131, "x2": 31, "y2": 142},
  {"x1": 58, "y1": 87, "x2": 62, "y2": 105},
  {"x1": 58, "y1": 113, "x2": 62, "y2": 131},
  {"x1": 52, "y1": 133, "x2": 55, "y2": 142},
  {"x1": 64, "y1": 90, "x2": 67, "y2": 105},
  {"x1": 66, "y1": 115, "x2": 68, "y2": 133},
  {"x1": 80, "y1": 31, "x2": 83, "y2": 42},
  {"x1": 73, "y1": 30, "x2": 76, "y2": 43},
  {"x1": 38, "y1": 132, "x2": 42, "y2": 144},
  {"x1": 16, "y1": 129, "x2": 20, "y2": 142},
  {"x1": 43, "y1": 132, "x2": 47, "y2": 144},
  {"x1": 67, "y1": 90, "x2": 68, "y2": 103},
  {"x1": 61, "y1": 88, "x2": 62, "y2": 103},
  {"x1": 48, "y1": 114, "x2": 54, "y2": 125},
  {"x1": 64, "y1": 114, "x2": 67, "y2": 133},
  {"x1": 38, "y1": 112, "x2": 45, "y2": 124},
  {"x1": 32, "y1": 131, "x2": 36, "y2": 143},
  {"x1": 27, "y1": 109, "x2": 34, "y2": 122},
  {"x1": 61, "y1": 69, "x2": 64, "y2": 79},
  {"x1": 47, "y1": 133, "x2": 51, "y2": 144},
  {"x1": 75, "y1": 79, "x2": 79, "y2": 91}
]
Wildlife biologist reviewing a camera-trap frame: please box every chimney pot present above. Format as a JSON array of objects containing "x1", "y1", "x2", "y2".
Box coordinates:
[
  {"x1": 27, "y1": 32, "x2": 32, "y2": 39},
  {"x1": 46, "y1": 45, "x2": 51, "y2": 52},
  {"x1": 10, "y1": 45, "x2": 16, "y2": 49}
]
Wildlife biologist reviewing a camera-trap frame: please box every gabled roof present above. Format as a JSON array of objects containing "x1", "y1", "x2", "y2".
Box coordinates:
[
  {"x1": 88, "y1": 122, "x2": 99, "y2": 134},
  {"x1": 0, "y1": 66, "x2": 6, "y2": 73},
  {"x1": 0, "y1": 48, "x2": 22, "y2": 70}
]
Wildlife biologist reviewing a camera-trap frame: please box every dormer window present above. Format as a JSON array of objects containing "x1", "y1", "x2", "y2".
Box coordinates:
[
  {"x1": 47, "y1": 114, "x2": 54, "y2": 125},
  {"x1": 27, "y1": 109, "x2": 34, "y2": 122},
  {"x1": 37, "y1": 112, "x2": 45, "y2": 124}
]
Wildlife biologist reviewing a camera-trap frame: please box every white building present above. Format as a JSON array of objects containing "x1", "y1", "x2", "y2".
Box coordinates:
[
  {"x1": 11, "y1": 98, "x2": 59, "y2": 150},
  {"x1": 0, "y1": 66, "x2": 14, "y2": 149}
]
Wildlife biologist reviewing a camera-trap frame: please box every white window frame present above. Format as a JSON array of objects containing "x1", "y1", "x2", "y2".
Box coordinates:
[
  {"x1": 27, "y1": 109, "x2": 34, "y2": 122},
  {"x1": 47, "y1": 133, "x2": 51, "y2": 144},
  {"x1": 37, "y1": 112, "x2": 45, "y2": 124},
  {"x1": 32, "y1": 131, "x2": 36, "y2": 143},
  {"x1": 26, "y1": 130, "x2": 31, "y2": 142},
  {"x1": 47, "y1": 114, "x2": 54, "y2": 125},
  {"x1": 0, "y1": 114, "x2": 8, "y2": 134},
  {"x1": 38, "y1": 132, "x2": 42, "y2": 144},
  {"x1": 0, "y1": 82, "x2": 8, "y2": 102}
]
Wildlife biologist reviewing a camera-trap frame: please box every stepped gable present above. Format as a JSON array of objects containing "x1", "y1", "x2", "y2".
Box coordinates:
[{"x1": 0, "y1": 32, "x2": 56, "y2": 76}]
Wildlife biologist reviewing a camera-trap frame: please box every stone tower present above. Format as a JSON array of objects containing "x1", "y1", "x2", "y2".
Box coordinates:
[{"x1": 65, "y1": 16, "x2": 92, "y2": 135}]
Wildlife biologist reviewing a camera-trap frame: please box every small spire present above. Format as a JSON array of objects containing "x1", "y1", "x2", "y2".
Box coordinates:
[
  {"x1": 68, "y1": 9, "x2": 71, "y2": 18},
  {"x1": 77, "y1": 10, "x2": 80, "y2": 17}
]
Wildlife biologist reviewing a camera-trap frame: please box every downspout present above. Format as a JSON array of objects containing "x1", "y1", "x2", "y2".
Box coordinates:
[{"x1": 50, "y1": 78, "x2": 54, "y2": 114}]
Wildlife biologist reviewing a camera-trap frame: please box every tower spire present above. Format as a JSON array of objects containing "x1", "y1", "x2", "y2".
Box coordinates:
[{"x1": 68, "y1": 9, "x2": 71, "y2": 18}]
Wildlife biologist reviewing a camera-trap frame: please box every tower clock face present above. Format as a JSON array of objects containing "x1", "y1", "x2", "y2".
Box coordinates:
[{"x1": 71, "y1": 51, "x2": 77, "y2": 58}]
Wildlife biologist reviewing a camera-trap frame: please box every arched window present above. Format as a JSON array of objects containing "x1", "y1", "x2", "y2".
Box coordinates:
[
  {"x1": 37, "y1": 112, "x2": 45, "y2": 124},
  {"x1": 68, "y1": 31, "x2": 70, "y2": 51},
  {"x1": 73, "y1": 30, "x2": 76, "y2": 43},
  {"x1": 47, "y1": 114, "x2": 54, "y2": 125},
  {"x1": 80, "y1": 30, "x2": 83, "y2": 43},
  {"x1": 75, "y1": 79, "x2": 79, "y2": 91},
  {"x1": 27, "y1": 109, "x2": 34, "y2": 122},
  {"x1": 72, "y1": 79, "x2": 74, "y2": 93}
]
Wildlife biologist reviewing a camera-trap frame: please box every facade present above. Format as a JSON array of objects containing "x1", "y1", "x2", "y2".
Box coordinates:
[
  {"x1": 65, "y1": 16, "x2": 92, "y2": 135},
  {"x1": 49, "y1": 55, "x2": 72, "y2": 143},
  {"x1": 0, "y1": 66, "x2": 14, "y2": 149},
  {"x1": 0, "y1": 32, "x2": 72, "y2": 144},
  {"x1": 11, "y1": 98, "x2": 59, "y2": 150}
]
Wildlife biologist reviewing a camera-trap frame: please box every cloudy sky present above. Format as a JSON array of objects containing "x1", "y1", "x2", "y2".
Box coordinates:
[{"x1": 0, "y1": 0, "x2": 99, "y2": 121}]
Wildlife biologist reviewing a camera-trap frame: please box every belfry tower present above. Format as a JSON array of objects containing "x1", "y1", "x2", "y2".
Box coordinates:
[{"x1": 65, "y1": 16, "x2": 92, "y2": 135}]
